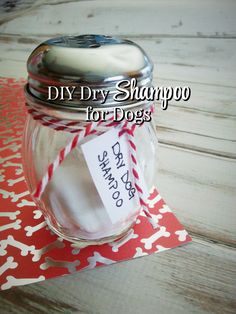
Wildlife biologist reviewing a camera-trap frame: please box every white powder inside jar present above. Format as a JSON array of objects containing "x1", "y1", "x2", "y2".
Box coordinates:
[{"x1": 44, "y1": 44, "x2": 146, "y2": 77}]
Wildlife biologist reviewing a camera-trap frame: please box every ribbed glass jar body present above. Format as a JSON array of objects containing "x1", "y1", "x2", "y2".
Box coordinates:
[{"x1": 22, "y1": 110, "x2": 158, "y2": 247}]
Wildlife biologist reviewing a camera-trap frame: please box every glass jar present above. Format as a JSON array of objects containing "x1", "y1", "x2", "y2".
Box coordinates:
[{"x1": 22, "y1": 35, "x2": 158, "y2": 247}]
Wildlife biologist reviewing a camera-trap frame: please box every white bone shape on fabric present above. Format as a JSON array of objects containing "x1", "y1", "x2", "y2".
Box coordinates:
[
  {"x1": 70, "y1": 243, "x2": 81, "y2": 255},
  {"x1": 12, "y1": 191, "x2": 30, "y2": 203},
  {"x1": 71, "y1": 248, "x2": 80, "y2": 255},
  {"x1": 1, "y1": 275, "x2": 45, "y2": 290},
  {"x1": 0, "y1": 189, "x2": 30, "y2": 202},
  {"x1": 0, "y1": 129, "x2": 12, "y2": 136},
  {"x1": 7, "y1": 176, "x2": 25, "y2": 186},
  {"x1": 159, "y1": 205, "x2": 172, "y2": 214},
  {"x1": 0, "y1": 143, "x2": 21, "y2": 153},
  {"x1": 3, "y1": 161, "x2": 23, "y2": 175},
  {"x1": 175, "y1": 230, "x2": 188, "y2": 242},
  {"x1": 24, "y1": 221, "x2": 47, "y2": 236},
  {"x1": 0, "y1": 210, "x2": 20, "y2": 220},
  {"x1": 148, "y1": 186, "x2": 156, "y2": 194},
  {"x1": 13, "y1": 192, "x2": 31, "y2": 203},
  {"x1": 146, "y1": 194, "x2": 162, "y2": 208},
  {"x1": 31, "y1": 240, "x2": 65, "y2": 262},
  {"x1": 0, "y1": 169, "x2": 5, "y2": 182},
  {"x1": 133, "y1": 247, "x2": 148, "y2": 258},
  {"x1": 16, "y1": 168, "x2": 23, "y2": 175},
  {"x1": 0, "y1": 153, "x2": 21, "y2": 164},
  {"x1": 40, "y1": 257, "x2": 80, "y2": 273},
  {"x1": 0, "y1": 219, "x2": 21, "y2": 232},
  {"x1": 0, "y1": 256, "x2": 18, "y2": 276},
  {"x1": 141, "y1": 226, "x2": 171, "y2": 250},
  {"x1": 85, "y1": 252, "x2": 115, "y2": 269},
  {"x1": 109, "y1": 229, "x2": 138, "y2": 252},
  {"x1": 33, "y1": 210, "x2": 42, "y2": 219},
  {"x1": 3, "y1": 136, "x2": 22, "y2": 145},
  {"x1": 0, "y1": 235, "x2": 35, "y2": 256},
  {"x1": 150, "y1": 213, "x2": 162, "y2": 224},
  {"x1": 0, "y1": 189, "x2": 14, "y2": 199},
  {"x1": 156, "y1": 245, "x2": 170, "y2": 253},
  {"x1": 17, "y1": 199, "x2": 36, "y2": 208},
  {"x1": 2, "y1": 162, "x2": 22, "y2": 168}
]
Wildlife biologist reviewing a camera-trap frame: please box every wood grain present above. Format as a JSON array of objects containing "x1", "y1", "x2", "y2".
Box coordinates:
[
  {"x1": 1, "y1": 36, "x2": 236, "y2": 87},
  {"x1": 1, "y1": 36, "x2": 236, "y2": 158},
  {"x1": 157, "y1": 144, "x2": 236, "y2": 244},
  {"x1": 0, "y1": 238, "x2": 235, "y2": 314},
  {"x1": 0, "y1": 0, "x2": 236, "y2": 37}
]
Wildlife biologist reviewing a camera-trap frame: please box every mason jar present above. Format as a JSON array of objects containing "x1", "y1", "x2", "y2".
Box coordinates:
[{"x1": 22, "y1": 34, "x2": 158, "y2": 247}]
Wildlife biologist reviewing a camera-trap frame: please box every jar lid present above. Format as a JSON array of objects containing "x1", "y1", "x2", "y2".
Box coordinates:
[{"x1": 26, "y1": 34, "x2": 153, "y2": 111}]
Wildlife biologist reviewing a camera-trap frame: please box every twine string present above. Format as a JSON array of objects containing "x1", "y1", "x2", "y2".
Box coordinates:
[{"x1": 27, "y1": 104, "x2": 158, "y2": 229}]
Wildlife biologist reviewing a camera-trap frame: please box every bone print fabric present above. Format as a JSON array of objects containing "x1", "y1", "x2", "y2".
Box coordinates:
[{"x1": 0, "y1": 78, "x2": 192, "y2": 290}]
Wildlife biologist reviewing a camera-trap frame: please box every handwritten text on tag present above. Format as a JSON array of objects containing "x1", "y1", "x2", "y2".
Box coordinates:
[{"x1": 81, "y1": 128, "x2": 148, "y2": 223}]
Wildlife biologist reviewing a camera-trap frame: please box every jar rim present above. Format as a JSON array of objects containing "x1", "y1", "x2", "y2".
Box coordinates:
[{"x1": 26, "y1": 34, "x2": 153, "y2": 111}]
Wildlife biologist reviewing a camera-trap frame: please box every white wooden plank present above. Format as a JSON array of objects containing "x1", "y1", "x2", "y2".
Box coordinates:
[
  {"x1": 1, "y1": 38, "x2": 235, "y2": 115},
  {"x1": 157, "y1": 126, "x2": 236, "y2": 159},
  {"x1": 1, "y1": 36, "x2": 236, "y2": 157},
  {"x1": 142, "y1": 38, "x2": 236, "y2": 87},
  {"x1": 0, "y1": 0, "x2": 236, "y2": 37},
  {"x1": 0, "y1": 238, "x2": 235, "y2": 314},
  {"x1": 154, "y1": 106, "x2": 236, "y2": 158},
  {"x1": 157, "y1": 144, "x2": 236, "y2": 244},
  {"x1": 1, "y1": 37, "x2": 236, "y2": 157},
  {"x1": 158, "y1": 79, "x2": 236, "y2": 116},
  {"x1": 154, "y1": 63, "x2": 236, "y2": 88},
  {"x1": 1, "y1": 50, "x2": 235, "y2": 115},
  {"x1": 1, "y1": 36, "x2": 235, "y2": 86}
]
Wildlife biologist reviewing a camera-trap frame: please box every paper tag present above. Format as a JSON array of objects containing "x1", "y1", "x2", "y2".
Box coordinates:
[{"x1": 81, "y1": 128, "x2": 149, "y2": 223}]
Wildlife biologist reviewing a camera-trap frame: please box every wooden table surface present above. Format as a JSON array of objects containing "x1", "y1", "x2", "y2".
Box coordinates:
[{"x1": 0, "y1": 1, "x2": 236, "y2": 313}]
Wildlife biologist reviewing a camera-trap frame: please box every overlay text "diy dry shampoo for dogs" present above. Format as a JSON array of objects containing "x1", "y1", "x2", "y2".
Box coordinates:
[{"x1": 22, "y1": 35, "x2": 158, "y2": 247}]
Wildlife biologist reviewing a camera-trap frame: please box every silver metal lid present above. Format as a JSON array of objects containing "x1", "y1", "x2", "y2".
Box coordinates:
[{"x1": 26, "y1": 34, "x2": 153, "y2": 111}]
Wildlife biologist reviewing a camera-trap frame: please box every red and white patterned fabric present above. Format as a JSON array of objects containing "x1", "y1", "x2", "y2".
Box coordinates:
[{"x1": 0, "y1": 78, "x2": 192, "y2": 290}]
